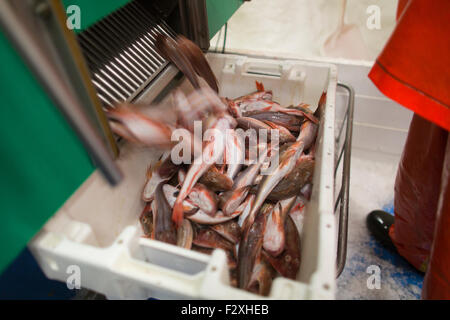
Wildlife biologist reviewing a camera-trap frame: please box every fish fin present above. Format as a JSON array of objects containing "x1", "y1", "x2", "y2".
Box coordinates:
[
  {"x1": 172, "y1": 201, "x2": 185, "y2": 228},
  {"x1": 255, "y1": 81, "x2": 265, "y2": 92},
  {"x1": 281, "y1": 109, "x2": 319, "y2": 124}
]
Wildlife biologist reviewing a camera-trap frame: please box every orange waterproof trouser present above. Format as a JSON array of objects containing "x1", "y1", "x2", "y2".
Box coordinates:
[
  {"x1": 369, "y1": 0, "x2": 450, "y2": 299},
  {"x1": 389, "y1": 115, "x2": 449, "y2": 299}
]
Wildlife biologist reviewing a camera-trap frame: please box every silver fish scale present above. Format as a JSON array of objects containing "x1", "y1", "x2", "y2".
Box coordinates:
[{"x1": 77, "y1": 1, "x2": 177, "y2": 107}]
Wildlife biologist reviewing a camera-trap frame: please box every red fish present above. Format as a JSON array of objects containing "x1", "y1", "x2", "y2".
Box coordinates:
[
  {"x1": 162, "y1": 184, "x2": 199, "y2": 215},
  {"x1": 153, "y1": 182, "x2": 177, "y2": 245},
  {"x1": 199, "y1": 165, "x2": 233, "y2": 192},
  {"x1": 265, "y1": 154, "x2": 315, "y2": 201},
  {"x1": 289, "y1": 196, "x2": 306, "y2": 237},
  {"x1": 188, "y1": 183, "x2": 218, "y2": 216},
  {"x1": 263, "y1": 197, "x2": 297, "y2": 257},
  {"x1": 210, "y1": 220, "x2": 241, "y2": 244},
  {"x1": 263, "y1": 120, "x2": 296, "y2": 144},
  {"x1": 193, "y1": 227, "x2": 235, "y2": 254},
  {"x1": 176, "y1": 219, "x2": 194, "y2": 249},
  {"x1": 246, "y1": 258, "x2": 275, "y2": 296},
  {"x1": 236, "y1": 100, "x2": 318, "y2": 124},
  {"x1": 246, "y1": 111, "x2": 302, "y2": 131},
  {"x1": 142, "y1": 152, "x2": 179, "y2": 201},
  {"x1": 176, "y1": 35, "x2": 219, "y2": 93},
  {"x1": 107, "y1": 104, "x2": 173, "y2": 148},
  {"x1": 172, "y1": 114, "x2": 236, "y2": 227},
  {"x1": 237, "y1": 203, "x2": 271, "y2": 289},
  {"x1": 246, "y1": 121, "x2": 318, "y2": 225},
  {"x1": 262, "y1": 215, "x2": 301, "y2": 280},
  {"x1": 139, "y1": 202, "x2": 153, "y2": 238}
]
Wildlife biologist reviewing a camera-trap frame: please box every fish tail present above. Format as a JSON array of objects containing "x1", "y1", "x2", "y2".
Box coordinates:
[{"x1": 255, "y1": 81, "x2": 265, "y2": 92}]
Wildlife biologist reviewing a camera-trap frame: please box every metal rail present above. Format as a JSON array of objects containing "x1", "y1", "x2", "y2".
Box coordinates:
[{"x1": 334, "y1": 82, "x2": 355, "y2": 278}]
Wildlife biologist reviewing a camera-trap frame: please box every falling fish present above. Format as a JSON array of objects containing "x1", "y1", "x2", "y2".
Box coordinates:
[
  {"x1": 107, "y1": 104, "x2": 174, "y2": 149},
  {"x1": 172, "y1": 114, "x2": 236, "y2": 227}
]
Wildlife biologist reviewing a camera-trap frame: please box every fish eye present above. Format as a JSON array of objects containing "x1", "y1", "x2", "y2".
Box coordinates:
[{"x1": 285, "y1": 255, "x2": 291, "y2": 262}]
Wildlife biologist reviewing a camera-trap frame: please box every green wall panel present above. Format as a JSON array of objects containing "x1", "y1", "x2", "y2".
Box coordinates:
[
  {"x1": 206, "y1": 0, "x2": 243, "y2": 39},
  {"x1": 0, "y1": 32, "x2": 95, "y2": 273},
  {"x1": 62, "y1": 0, "x2": 131, "y2": 32}
]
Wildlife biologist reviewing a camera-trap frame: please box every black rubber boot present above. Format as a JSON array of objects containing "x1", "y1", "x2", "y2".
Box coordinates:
[{"x1": 366, "y1": 210, "x2": 398, "y2": 252}]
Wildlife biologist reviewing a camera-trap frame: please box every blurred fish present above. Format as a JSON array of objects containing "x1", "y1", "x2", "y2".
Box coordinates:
[
  {"x1": 176, "y1": 35, "x2": 219, "y2": 92},
  {"x1": 107, "y1": 104, "x2": 173, "y2": 149},
  {"x1": 172, "y1": 114, "x2": 236, "y2": 227},
  {"x1": 155, "y1": 33, "x2": 201, "y2": 90}
]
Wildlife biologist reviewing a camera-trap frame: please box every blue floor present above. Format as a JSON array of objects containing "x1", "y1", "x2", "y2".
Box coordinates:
[
  {"x1": 0, "y1": 248, "x2": 77, "y2": 300},
  {"x1": 337, "y1": 201, "x2": 424, "y2": 299}
]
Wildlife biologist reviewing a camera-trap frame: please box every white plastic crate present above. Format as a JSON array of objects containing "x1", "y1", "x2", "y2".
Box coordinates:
[{"x1": 29, "y1": 53, "x2": 338, "y2": 300}]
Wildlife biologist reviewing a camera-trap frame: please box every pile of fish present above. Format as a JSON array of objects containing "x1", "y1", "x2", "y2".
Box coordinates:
[{"x1": 107, "y1": 34, "x2": 323, "y2": 296}]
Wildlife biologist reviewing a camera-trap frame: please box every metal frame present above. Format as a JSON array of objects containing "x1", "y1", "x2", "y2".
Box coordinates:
[{"x1": 334, "y1": 82, "x2": 355, "y2": 278}]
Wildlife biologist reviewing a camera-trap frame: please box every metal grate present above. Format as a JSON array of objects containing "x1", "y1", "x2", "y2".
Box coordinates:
[{"x1": 77, "y1": 1, "x2": 177, "y2": 107}]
